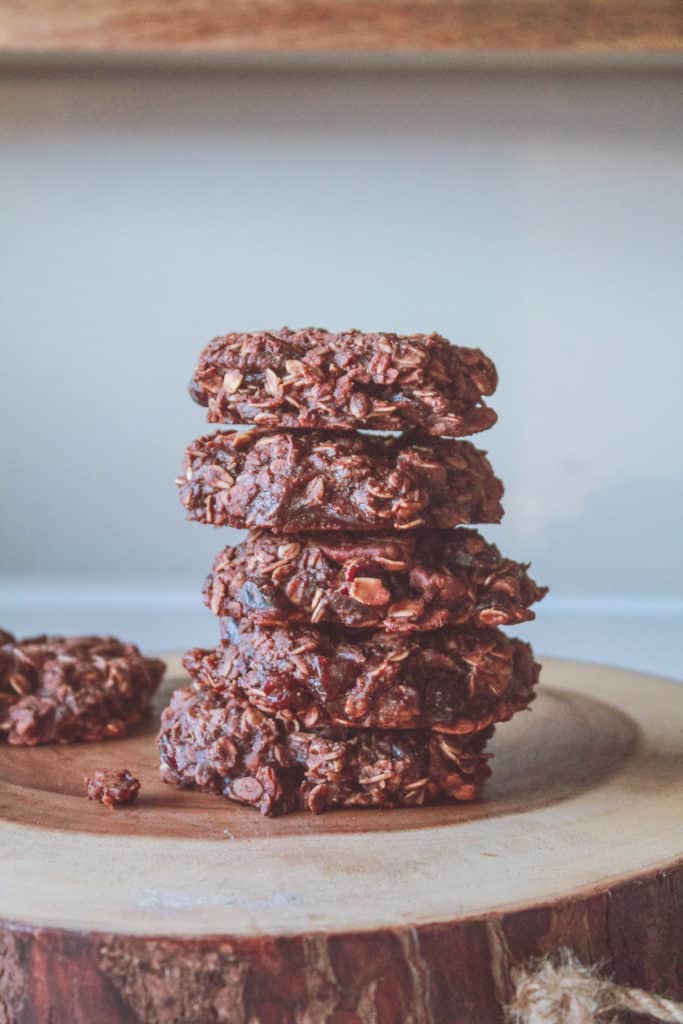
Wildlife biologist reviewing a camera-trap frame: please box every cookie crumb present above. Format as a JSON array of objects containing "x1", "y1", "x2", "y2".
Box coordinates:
[{"x1": 86, "y1": 768, "x2": 140, "y2": 809}]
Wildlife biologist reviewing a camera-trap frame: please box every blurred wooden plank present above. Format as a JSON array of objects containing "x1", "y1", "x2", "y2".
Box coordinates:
[{"x1": 0, "y1": 0, "x2": 682, "y2": 54}]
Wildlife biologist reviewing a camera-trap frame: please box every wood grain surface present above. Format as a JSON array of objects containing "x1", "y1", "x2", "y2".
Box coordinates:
[
  {"x1": 0, "y1": 675, "x2": 637, "y2": 840},
  {"x1": 1, "y1": 657, "x2": 682, "y2": 1023},
  {"x1": 0, "y1": 0, "x2": 682, "y2": 54}
]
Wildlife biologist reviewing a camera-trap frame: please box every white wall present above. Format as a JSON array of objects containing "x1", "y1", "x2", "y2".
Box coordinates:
[{"x1": 1, "y1": 64, "x2": 682, "y2": 658}]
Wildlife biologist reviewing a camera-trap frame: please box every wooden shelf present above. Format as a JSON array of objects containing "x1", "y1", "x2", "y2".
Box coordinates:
[{"x1": 0, "y1": 0, "x2": 682, "y2": 54}]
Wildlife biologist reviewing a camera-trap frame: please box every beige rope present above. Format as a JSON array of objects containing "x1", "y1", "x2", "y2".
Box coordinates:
[{"x1": 507, "y1": 949, "x2": 683, "y2": 1024}]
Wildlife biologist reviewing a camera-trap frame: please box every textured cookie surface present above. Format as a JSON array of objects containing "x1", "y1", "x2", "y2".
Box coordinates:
[
  {"x1": 0, "y1": 633, "x2": 165, "y2": 746},
  {"x1": 205, "y1": 528, "x2": 546, "y2": 632},
  {"x1": 185, "y1": 621, "x2": 539, "y2": 734},
  {"x1": 159, "y1": 684, "x2": 493, "y2": 816},
  {"x1": 189, "y1": 327, "x2": 497, "y2": 437},
  {"x1": 178, "y1": 430, "x2": 504, "y2": 532}
]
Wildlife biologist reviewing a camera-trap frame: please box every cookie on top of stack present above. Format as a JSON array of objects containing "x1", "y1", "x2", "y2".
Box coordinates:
[{"x1": 162, "y1": 328, "x2": 546, "y2": 816}]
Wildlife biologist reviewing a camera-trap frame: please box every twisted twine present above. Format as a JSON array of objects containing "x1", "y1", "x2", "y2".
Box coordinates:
[{"x1": 507, "y1": 949, "x2": 683, "y2": 1024}]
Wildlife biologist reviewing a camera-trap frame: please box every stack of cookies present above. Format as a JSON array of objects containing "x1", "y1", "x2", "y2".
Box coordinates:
[{"x1": 160, "y1": 328, "x2": 546, "y2": 816}]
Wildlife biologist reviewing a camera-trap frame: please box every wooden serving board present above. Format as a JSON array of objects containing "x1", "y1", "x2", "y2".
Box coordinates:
[{"x1": 1, "y1": 658, "x2": 682, "y2": 1023}]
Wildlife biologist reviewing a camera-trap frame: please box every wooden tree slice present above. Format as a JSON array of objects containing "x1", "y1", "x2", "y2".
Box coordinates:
[{"x1": 1, "y1": 658, "x2": 682, "y2": 1023}]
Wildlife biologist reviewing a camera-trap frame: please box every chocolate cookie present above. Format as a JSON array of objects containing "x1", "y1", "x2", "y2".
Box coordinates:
[
  {"x1": 189, "y1": 327, "x2": 497, "y2": 437},
  {"x1": 178, "y1": 430, "x2": 504, "y2": 532},
  {"x1": 205, "y1": 528, "x2": 546, "y2": 632},
  {"x1": 185, "y1": 621, "x2": 539, "y2": 734},
  {"x1": 0, "y1": 633, "x2": 165, "y2": 746},
  {"x1": 159, "y1": 684, "x2": 493, "y2": 816}
]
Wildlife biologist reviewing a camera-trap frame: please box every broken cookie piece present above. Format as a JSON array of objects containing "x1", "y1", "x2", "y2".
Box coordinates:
[{"x1": 86, "y1": 768, "x2": 141, "y2": 808}]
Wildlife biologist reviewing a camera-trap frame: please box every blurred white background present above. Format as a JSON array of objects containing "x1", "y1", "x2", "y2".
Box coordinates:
[{"x1": 1, "y1": 63, "x2": 681, "y2": 675}]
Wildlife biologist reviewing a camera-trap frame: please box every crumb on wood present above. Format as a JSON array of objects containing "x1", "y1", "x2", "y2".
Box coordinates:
[{"x1": 85, "y1": 768, "x2": 141, "y2": 809}]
